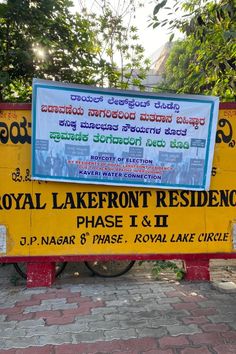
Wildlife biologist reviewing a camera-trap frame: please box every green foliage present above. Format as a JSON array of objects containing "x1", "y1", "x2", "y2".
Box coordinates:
[
  {"x1": 0, "y1": 1, "x2": 108, "y2": 101},
  {"x1": 80, "y1": 1, "x2": 151, "y2": 90},
  {"x1": 152, "y1": 0, "x2": 236, "y2": 101},
  {"x1": 2, "y1": 78, "x2": 32, "y2": 102},
  {"x1": 139, "y1": 260, "x2": 185, "y2": 280},
  {"x1": 0, "y1": 0, "x2": 150, "y2": 101},
  {"x1": 151, "y1": 260, "x2": 185, "y2": 280}
]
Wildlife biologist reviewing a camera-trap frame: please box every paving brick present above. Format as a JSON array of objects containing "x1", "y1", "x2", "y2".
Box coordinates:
[
  {"x1": 179, "y1": 347, "x2": 212, "y2": 354},
  {"x1": 55, "y1": 289, "x2": 79, "y2": 298},
  {"x1": 208, "y1": 314, "x2": 236, "y2": 323},
  {"x1": 189, "y1": 308, "x2": 218, "y2": 316},
  {"x1": 120, "y1": 319, "x2": 148, "y2": 329},
  {"x1": 114, "y1": 351, "x2": 138, "y2": 354},
  {"x1": 70, "y1": 286, "x2": 84, "y2": 293},
  {"x1": 6, "y1": 313, "x2": 34, "y2": 321},
  {"x1": 172, "y1": 303, "x2": 199, "y2": 311},
  {"x1": 34, "y1": 310, "x2": 61, "y2": 319},
  {"x1": 119, "y1": 337, "x2": 159, "y2": 352},
  {"x1": 92, "y1": 299, "x2": 105, "y2": 307},
  {"x1": 104, "y1": 328, "x2": 137, "y2": 340},
  {"x1": 15, "y1": 345, "x2": 54, "y2": 354},
  {"x1": 26, "y1": 325, "x2": 59, "y2": 336},
  {"x1": 91, "y1": 307, "x2": 116, "y2": 315},
  {"x1": 119, "y1": 305, "x2": 149, "y2": 313},
  {"x1": 221, "y1": 330, "x2": 236, "y2": 343},
  {"x1": 72, "y1": 330, "x2": 105, "y2": 342},
  {"x1": 148, "y1": 315, "x2": 180, "y2": 327},
  {"x1": 78, "y1": 296, "x2": 99, "y2": 303},
  {"x1": 1, "y1": 263, "x2": 236, "y2": 353},
  {"x1": 182, "y1": 316, "x2": 209, "y2": 325},
  {"x1": 136, "y1": 326, "x2": 167, "y2": 338},
  {"x1": 1, "y1": 329, "x2": 26, "y2": 338},
  {"x1": 51, "y1": 303, "x2": 78, "y2": 311},
  {"x1": 37, "y1": 333, "x2": 72, "y2": 346},
  {"x1": 128, "y1": 287, "x2": 148, "y2": 294},
  {"x1": 160, "y1": 309, "x2": 190, "y2": 318},
  {"x1": 46, "y1": 315, "x2": 75, "y2": 325},
  {"x1": 31, "y1": 293, "x2": 58, "y2": 301},
  {"x1": 105, "y1": 299, "x2": 130, "y2": 307},
  {"x1": 105, "y1": 313, "x2": 129, "y2": 321},
  {"x1": 57, "y1": 322, "x2": 88, "y2": 333},
  {"x1": 143, "y1": 350, "x2": 173, "y2": 354},
  {"x1": 41, "y1": 298, "x2": 66, "y2": 306},
  {"x1": 130, "y1": 310, "x2": 163, "y2": 321},
  {"x1": 190, "y1": 332, "x2": 225, "y2": 345},
  {"x1": 158, "y1": 297, "x2": 182, "y2": 304},
  {"x1": 75, "y1": 313, "x2": 104, "y2": 324},
  {"x1": 15, "y1": 319, "x2": 45, "y2": 328},
  {"x1": 145, "y1": 304, "x2": 173, "y2": 311},
  {"x1": 179, "y1": 293, "x2": 206, "y2": 301},
  {"x1": 213, "y1": 344, "x2": 236, "y2": 353},
  {"x1": 88, "y1": 320, "x2": 119, "y2": 330},
  {"x1": 24, "y1": 289, "x2": 46, "y2": 295},
  {"x1": 198, "y1": 300, "x2": 223, "y2": 308},
  {"x1": 54, "y1": 343, "x2": 89, "y2": 354},
  {"x1": 66, "y1": 296, "x2": 83, "y2": 303},
  {"x1": 1, "y1": 306, "x2": 24, "y2": 315},
  {"x1": 0, "y1": 303, "x2": 20, "y2": 309},
  {"x1": 159, "y1": 335, "x2": 190, "y2": 348},
  {"x1": 87, "y1": 339, "x2": 124, "y2": 352},
  {"x1": 23, "y1": 305, "x2": 52, "y2": 313},
  {"x1": 0, "y1": 336, "x2": 39, "y2": 349},
  {"x1": 167, "y1": 324, "x2": 201, "y2": 336},
  {"x1": 200, "y1": 323, "x2": 230, "y2": 332},
  {"x1": 0, "y1": 322, "x2": 17, "y2": 330},
  {"x1": 208, "y1": 293, "x2": 235, "y2": 301},
  {"x1": 62, "y1": 305, "x2": 91, "y2": 316},
  {"x1": 150, "y1": 285, "x2": 176, "y2": 293},
  {"x1": 16, "y1": 299, "x2": 41, "y2": 307},
  {"x1": 164, "y1": 291, "x2": 187, "y2": 297}
]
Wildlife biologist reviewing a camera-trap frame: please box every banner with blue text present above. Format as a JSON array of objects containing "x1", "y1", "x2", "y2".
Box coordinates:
[{"x1": 32, "y1": 79, "x2": 219, "y2": 190}]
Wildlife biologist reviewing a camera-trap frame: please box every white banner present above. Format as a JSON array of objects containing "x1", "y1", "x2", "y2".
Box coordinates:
[{"x1": 32, "y1": 79, "x2": 219, "y2": 190}]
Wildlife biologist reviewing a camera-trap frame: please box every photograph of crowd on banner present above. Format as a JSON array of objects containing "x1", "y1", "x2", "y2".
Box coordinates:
[{"x1": 32, "y1": 79, "x2": 219, "y2": 190}]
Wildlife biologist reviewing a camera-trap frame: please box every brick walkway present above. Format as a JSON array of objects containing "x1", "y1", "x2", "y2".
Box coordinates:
[{"x1": 0, "y1": 263, "x2": 236, "y2": 353}]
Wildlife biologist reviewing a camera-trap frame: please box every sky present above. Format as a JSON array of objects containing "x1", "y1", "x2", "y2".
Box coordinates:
[
  {"x1": 129, "y1": 2, "x2": 179, "y2": 57},
  {"x1": 72, "y1": 0, "x2": 183, "y2": 59}
]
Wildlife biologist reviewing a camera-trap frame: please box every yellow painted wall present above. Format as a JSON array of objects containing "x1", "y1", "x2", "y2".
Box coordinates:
[{"x1": 0, "y1": 105, "x2": 236, "y2": 256}]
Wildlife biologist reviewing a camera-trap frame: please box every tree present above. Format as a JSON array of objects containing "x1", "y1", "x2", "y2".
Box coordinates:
[
  {"x1": 151, "y1": 0, "x2": 236, "y2": 101},
  {"x1": 0, "y1": 0, "x2": 151, "y2": 102},
  {"x1": 78, "y1": 0, "x2": 151, "y2": 90},
  {"x1": 0, "y1": 0, "x2": 110, "y2": 101}
]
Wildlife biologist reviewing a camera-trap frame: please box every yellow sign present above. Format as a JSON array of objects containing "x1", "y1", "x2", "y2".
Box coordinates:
[{"x1": 0, "y1": 104, "x2": 236, "y2": 257}]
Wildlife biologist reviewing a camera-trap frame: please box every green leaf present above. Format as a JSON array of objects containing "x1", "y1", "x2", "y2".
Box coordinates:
[
  {"x1": 153, "y1": 0, "x2": 168, "y2": 16},
  {"x1": 153, "y1": 22, "x2": 160, "y2": 29},
  {"x1": 0, "y1": 71, "x2": 9, "y2": 84},
  {"x1": 169, "y1": 33, "x2": 175, "y2": 42},
  {"x1": 0, "y1": 3, "x2": 7, "y2": 18}
]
